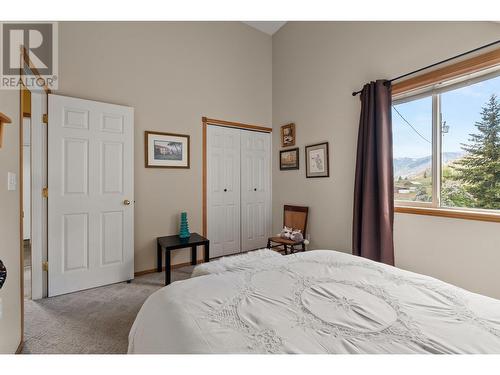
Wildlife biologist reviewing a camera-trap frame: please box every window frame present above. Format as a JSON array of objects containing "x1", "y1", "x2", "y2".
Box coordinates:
[{"x1": 392, "y1": 47, "x2": 500, "y2": 222}]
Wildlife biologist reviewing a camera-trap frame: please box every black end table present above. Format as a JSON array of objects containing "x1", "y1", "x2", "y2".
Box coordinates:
[{"x1": 156, "y1": 233, "x2": 210, "y2": 285}]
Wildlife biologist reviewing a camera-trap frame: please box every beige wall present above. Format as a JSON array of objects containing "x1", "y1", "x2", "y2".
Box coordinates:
[
  {"x1": 272, "y1": 21, "x2": 500, "y2": 299},
  {"x1": 57, "y1": 22, "x2": 272, "y2": 271},
  {"x1": 394, "y1": 213, "x2": 500, "y2": 298},
  {"x1": 0, "y1": 90, "x2": 21, "y2": 353}
]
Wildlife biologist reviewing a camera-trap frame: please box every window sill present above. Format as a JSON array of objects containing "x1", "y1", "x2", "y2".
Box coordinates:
[{"x1": 395, "y1": 206, "x2": 500, "y2": 223}]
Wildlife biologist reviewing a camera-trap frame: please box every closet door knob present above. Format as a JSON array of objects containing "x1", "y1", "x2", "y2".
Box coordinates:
[
  {"x1": 224, "y1": 188, "x2": 227, "y2": 192},
  {"x1": 254, "y1": 188, "x2": 257, "y2": 191}
]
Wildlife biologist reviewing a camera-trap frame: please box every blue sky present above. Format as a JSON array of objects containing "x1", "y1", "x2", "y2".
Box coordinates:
[{"x1": 393, "y1": 74, "x2": 500, "y2": 159}]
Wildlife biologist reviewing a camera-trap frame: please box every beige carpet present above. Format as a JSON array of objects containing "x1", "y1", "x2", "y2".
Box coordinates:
[{"x1": 22, "y1": 266, "x2": 194, "y2": 354}]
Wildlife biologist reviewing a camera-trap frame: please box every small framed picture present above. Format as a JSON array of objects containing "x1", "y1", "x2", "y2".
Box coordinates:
[
  {"x1": 145, "y1": 131, "x2": 190, "y2": 168},
  {"x1": 280, "y1": 148, "x2": 299, "y2": 170},
  {"x1": 280, "y1": 123, "x2": 296, "y2": 147},
  {"x1": 305, "y1": 142, "x2": 329, "y2": 178}
]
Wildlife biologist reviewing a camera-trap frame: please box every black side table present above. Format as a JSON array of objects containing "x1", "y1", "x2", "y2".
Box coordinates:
[{"x1": 156, "y1": 233, "x2": 210, "y2": 285}]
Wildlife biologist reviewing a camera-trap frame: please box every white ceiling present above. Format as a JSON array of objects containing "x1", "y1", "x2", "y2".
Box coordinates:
[{"x1": 243, "y1": 21, "x2": 287, "y2": 35}]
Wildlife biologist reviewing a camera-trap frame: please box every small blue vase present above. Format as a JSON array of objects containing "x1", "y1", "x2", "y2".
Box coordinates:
[{"x1": 179, "y1": 212, "x2": 191, "y2": 239}]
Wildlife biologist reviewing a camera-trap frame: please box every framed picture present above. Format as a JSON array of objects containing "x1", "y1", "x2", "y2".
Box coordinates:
[
  {"x1": 305, "y1": 142, "x2": 329, "y2": 178},
  {"x1": 145, "y1": 131, "x2": 190, "y2": 168},
  {"x1": 280, "y1": 123, "x2": 296, "y2": 147},
  {"x1": 280, "y1": 148, "x2": 299, "y2": 170}
]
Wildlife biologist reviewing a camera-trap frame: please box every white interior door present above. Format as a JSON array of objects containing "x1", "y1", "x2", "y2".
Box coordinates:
[
  {"x1": 241, "y1": 130, "x2": 271, "y2": 251},
  {"x1": 48, "y1": 94, "x2": 134, "y2": 296},
  {"x1": 207, "y1": 125, "x2": 241, "y2": 258}
]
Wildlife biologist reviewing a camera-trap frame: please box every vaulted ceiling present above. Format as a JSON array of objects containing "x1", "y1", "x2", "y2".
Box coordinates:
[{"x1": 243, "y1": 21, "x2": 286, "y2": 35}]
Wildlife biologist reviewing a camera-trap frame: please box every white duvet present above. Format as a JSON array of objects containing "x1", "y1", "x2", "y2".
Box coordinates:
[{"x1": 128, "y1": 250, "x2": 500, "y2": 354}]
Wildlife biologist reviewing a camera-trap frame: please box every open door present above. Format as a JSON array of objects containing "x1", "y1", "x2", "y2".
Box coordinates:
[{"x1": 48, "y1": 94, "x2": 134, "y2": 296}]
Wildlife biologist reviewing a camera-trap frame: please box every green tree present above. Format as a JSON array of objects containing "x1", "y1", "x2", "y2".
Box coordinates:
[{"x1": 453, "y1": 94, "x2": 500, "y2": 209}]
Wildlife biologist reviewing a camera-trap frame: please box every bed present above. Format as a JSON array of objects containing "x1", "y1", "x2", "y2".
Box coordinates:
[
  {"x1": 128, "y1": 250, "x2": 500, "y2": 354},
  {"x1": 190, "y1": 248, "x2": 281, "y2": 278}
]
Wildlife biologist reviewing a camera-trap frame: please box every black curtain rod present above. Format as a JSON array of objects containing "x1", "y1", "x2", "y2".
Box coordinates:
[{"x1": 351, "y1": 39, "x2": 500, "y2": 97}]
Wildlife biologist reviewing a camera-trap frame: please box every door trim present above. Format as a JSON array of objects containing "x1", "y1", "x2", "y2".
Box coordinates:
[
  {"x1": 18, "y1": 46, "x2": 51, "y2": 352},
  {"x1": 29, "y1": 92, "x2": 46, "y2": 300},
  {"x1": 201, "y1": 117, "x2": 272, "y2": 237}
]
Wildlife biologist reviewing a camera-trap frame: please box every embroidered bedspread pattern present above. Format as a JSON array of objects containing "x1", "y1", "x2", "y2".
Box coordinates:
[
  {"x1": 191, "y1": 248, "x2": 281, "y2": 278},
  {"x1": 128, "y1": 250, "x2": 500, "y2": 354}
]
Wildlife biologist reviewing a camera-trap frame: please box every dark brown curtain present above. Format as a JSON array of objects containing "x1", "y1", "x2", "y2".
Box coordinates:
[{"x1": 352, "y1": 80, "x2": 394, "y2": 265}]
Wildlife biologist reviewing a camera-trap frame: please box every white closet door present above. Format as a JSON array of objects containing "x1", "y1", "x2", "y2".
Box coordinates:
[
  {"x1": 48, "y1": 94, "x2": 134, "y2": 296},
  {"x1": 241, "y1": 130, "x2": 271, "y2": 251},
  {"x1": 207, "y1": 126, "x2": 241, "y2": 258}
]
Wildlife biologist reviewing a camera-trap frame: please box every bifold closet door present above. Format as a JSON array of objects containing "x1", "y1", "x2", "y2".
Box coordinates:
[
  {"x1": 241, "y1": 130, "x2": 271, "y2": 251},
  {"x1": 207, "y1": 126, "x2": 241, "y2": 258}
]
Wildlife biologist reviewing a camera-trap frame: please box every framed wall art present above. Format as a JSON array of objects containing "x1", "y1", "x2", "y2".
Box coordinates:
[
  {"x1": 305, "y1": 142, "x2": 329, "y2": 178},
  {"x1": 145, "y1": 131, "x2": 190, "y2": 168},
  {"x1": 280, "y1": 123, "x2": 296, "y2": 147},
  {"x1": 280, "y1": 147, "x2": 299, "y2": 170}
]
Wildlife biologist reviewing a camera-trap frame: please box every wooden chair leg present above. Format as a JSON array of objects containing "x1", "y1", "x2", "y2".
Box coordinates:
[
  {"x1": 284, "y1": 244, "x2": 288, "y2": 255},
  {"x1": 267, "y1": 239, "x2": 271, "y2": 249},
  {"x1": 302, "y1": 242, "x2": 306, "y2": 252}
]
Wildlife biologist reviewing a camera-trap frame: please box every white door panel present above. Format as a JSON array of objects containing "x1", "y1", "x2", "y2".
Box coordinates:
[
  {"x1": 241, "y1": 130, "x2": 271, "y2": 251},
  {"x1": 48, "y1": 94, "x2": 134, "y2": 296},
  {"x1": 207, "y1": 127, "x2": 225, "y2": 258},
  {"x1": 207, "y1": 126, "x2": 241, "y2": 258}
]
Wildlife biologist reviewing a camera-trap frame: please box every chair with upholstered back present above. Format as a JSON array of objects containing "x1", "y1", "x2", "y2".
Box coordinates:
[{"x1": 267, "y1": 205, "x2": 309, "y2": 254}]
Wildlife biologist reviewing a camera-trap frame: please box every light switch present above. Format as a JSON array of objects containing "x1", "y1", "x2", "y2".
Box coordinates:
[{"x1": 7, "y1": 172, "x2": 17, "y2": 191}]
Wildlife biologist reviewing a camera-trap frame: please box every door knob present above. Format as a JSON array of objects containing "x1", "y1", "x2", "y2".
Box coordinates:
[
  {"x1": 223, "y1": 189, "x2": 227, "y2": 192},
  {"x1": 123, "y1": 199, "x2": 131, "y2": 205},
  {"x1": 254, "y1": 188, "x2": 257, "y2": 191}
]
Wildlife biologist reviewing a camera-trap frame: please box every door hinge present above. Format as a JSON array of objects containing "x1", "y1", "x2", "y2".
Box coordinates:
[
  {"x1": 42, "y1": 114, "x2": 48, "y2": 124},
  {"x1": 42, "y1": 187, "x2": 48, "y2": 198},
  {"x1": 42, "y1": 261, "x2": 48, "y2": 272}
]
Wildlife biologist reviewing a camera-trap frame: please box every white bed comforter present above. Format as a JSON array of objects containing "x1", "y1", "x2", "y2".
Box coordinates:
[
  {"x1": 128, "y1": 250, "x2": 500, "y2": 354},
  {"x1": 191, "y1": 249, "x2": 281, "y2": 278}
]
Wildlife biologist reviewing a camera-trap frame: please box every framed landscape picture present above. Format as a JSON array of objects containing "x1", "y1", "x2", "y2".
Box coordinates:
[
  {"x1": 145, "y1": 131, "x2": 190, "y2": 168},
  {"x1": 305, "y1": 142, "x2": 329, "y2": 178},
  {"x1": 280, "y1": 123, "x2": 296, "y2": 147},
  {"x1": 280, "y1": 148, "x2": 299, "y2": 170}
]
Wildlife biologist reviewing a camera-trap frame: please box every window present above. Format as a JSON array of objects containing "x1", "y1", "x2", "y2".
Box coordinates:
[
  {"x1": 393, "y1": 96, "x2": 433, "y2": 203},
  {"x1": 393, "y1": 68, "x2": 500, "y2": 214}
]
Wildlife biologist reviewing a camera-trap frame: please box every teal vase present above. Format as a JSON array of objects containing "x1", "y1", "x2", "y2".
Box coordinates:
[{"x1": 179, "y1": 212, "x2": 191, "y2": 239}]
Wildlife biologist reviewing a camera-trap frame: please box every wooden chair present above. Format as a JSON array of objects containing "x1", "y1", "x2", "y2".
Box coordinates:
[{"x1": 267, "y1": 205, "x2": 309, "y2": 254}]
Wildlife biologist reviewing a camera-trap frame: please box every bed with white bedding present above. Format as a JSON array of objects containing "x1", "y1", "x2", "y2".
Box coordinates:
[
  {"x1": 191, "y1": 248, "x2": 281, "y2": 278},
  {"x1": 128, "y1": 250, "x2": 500, "y2": 354}
]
